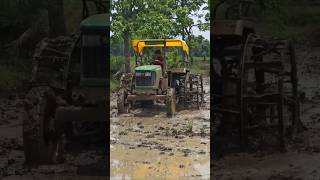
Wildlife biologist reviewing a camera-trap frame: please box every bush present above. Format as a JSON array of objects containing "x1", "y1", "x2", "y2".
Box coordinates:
[
  {"x1": 166, "y1": 50, "x2": 182, "y2": 69},
  {"x1": 110, "y1": 56, "x2": 126, "y2": 74}
]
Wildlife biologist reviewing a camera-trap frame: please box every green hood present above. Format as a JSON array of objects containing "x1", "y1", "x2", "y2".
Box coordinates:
[
  {"x1": 135, "y1": 65, "x2": 161, "y2": 71},
  {"x1": 80, "y1": 13, "x2": 109, "y2": 33}
]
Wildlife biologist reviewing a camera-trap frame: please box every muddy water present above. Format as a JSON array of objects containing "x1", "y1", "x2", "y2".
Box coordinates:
[{"x1": 110, "y1": 78, "x2": 210, "y2": 179}]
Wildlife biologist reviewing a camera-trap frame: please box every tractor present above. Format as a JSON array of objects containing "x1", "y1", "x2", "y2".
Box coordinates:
[
  {"x1": 23, "y1": 13, "x2": 109, "y2": 165},
  {"x1": 212, "y1": 0, "x2": 302, "y2": 154},
  {"x1": 117, "y1": 39, "x2": 204, "y2": 117}
]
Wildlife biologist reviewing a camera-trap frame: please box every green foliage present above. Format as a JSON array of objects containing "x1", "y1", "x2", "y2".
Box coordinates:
[
  {"x1": 186, "y1": 35, "x2": 209, "y2": 57},
  {"x1": 166, "y1": 50, "x2": 181, "y2": 69},
  {"x1": 170, "y1": 0, "x2": 209, "y2": 37},
  {"x1": 186, "y1": 119, "x2": 193, "y2": 133},
  {"x1": 112, "y1": 0, "x2": 176, "y2": 39},
  {"x1": 190, "y1": 56, "x2": 209, "y2": 75},
  {"x1": 111, "y1": 56, "x2": 126, "y2": 74},
  {"x1": 111, "y1": 37, "x2": 124, "y2": 56}
]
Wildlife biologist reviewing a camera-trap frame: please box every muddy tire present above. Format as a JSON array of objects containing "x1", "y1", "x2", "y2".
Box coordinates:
[
  {"x1": 166, "y1": 88, "x2": 176, "y2": 117},
  {"x1": 117, "y1": 88, "x2": 129, "y2": 114},
  {"x1": 23, "y1": 86, "x2": 64, "y2": 165}
]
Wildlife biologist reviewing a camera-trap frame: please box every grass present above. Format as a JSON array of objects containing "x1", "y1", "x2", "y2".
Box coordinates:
[
  {"x1": 186, "y1": 119, "x2": 193, "y2": 133},
  {"x1": 189, "y1": 57, "x2": 210, "y2": 76}
]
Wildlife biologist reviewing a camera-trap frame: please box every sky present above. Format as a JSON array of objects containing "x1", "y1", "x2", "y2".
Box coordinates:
[
  {"x1": 193, "y1": 26, "x2": 210, "y2": 40},
  {"x1": 191, "y1": 6, "x2": 210, "y2": 40}
]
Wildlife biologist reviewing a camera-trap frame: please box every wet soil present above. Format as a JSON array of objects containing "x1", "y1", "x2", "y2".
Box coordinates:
[
  {"x1": 0, "y1": 95, "x2": 107, "y2": 179},
  {"x1": 213, "y1": 47, "x2": 320, "y2": 180},
  {"x1": 110, "y1": 77, "x2": 210, "y2": 179}
]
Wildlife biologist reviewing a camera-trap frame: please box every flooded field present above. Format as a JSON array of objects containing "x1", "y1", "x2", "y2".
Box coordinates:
[{"x1": 110, "y1": 77, "x2": 210, "y2": 179}]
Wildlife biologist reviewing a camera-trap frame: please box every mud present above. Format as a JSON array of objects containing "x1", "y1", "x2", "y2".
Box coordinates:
[
  {"x1": 213, "y1": 47, "x2": 320, "y2": 180},
  {"x1": 0, "y1": 95, "x2": 107, "y2": 179},
  {"x1": 110, "y1": 77, "x2": 210, "y2": 179}
]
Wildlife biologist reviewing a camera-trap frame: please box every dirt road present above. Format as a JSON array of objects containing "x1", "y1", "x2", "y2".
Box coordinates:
[
  {"x1": 110, "y1": 77, "x2": 210, "y2": 179},
  {"x1": 213, "y1": 47, "x2": 320, "y2": 180}
]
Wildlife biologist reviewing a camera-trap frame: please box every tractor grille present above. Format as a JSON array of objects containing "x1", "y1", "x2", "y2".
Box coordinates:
[{"x1": 135, "y1": 71, "x2": 156, "y2": 86}]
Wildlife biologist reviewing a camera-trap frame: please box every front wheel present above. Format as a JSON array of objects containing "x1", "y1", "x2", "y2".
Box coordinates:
[
  {"x1": 117, "y1": 88, "x2": 130, "y2": 114},
  {"x1": 166, "y1": 88, "x2": 176, "y2": 117},
  {"x1": 23, "y1": 86, "x2": 64, "y2": 165}
]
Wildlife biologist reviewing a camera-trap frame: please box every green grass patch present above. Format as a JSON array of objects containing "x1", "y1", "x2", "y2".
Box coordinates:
[{"x1": 190, "y1": 57, "x2": 210, "y2": 76}]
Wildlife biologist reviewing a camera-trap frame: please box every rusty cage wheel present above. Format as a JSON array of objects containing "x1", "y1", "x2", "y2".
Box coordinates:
[
  {"x1": 177, "y1": 72, "x2": 205, "y2": 109},
  {"x1": 240, "y1": 34, "x2": 301, "y2": 150},
  {"x1": 213, "y1": 33, "x2": 301, "y2": 151},
  {"x1": 23, "y1": 86, "x2": 64, "y2": 165}
]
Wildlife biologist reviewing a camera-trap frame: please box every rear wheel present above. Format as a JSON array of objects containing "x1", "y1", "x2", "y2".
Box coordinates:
[
  {"x1": 23, "y1": 86, "x2": 64, "y2": 165},
  {"x1": 166, "y1": 88, "x2": 176, "y2": 117}
]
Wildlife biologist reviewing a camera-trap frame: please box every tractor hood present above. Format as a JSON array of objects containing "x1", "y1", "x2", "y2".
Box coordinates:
[
  {"x1": 80, "y1": 13, "x2": 109, "y2": 34},
  {"x1": 135, "y1": 65, "x2": 161, "y2": 71}
]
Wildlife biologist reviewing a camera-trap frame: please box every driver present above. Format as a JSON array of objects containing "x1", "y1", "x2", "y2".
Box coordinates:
[{"x1": 154, "y1": 50, "x2": 164, "y2": 70}]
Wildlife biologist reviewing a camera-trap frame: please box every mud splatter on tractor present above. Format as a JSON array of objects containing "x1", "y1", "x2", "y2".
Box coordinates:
[{"x1": 23, "y1": 10, "x2": 109, "y2": 165}]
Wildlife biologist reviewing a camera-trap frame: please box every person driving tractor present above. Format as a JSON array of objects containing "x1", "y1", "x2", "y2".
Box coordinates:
[{"x1": 154, "y1": 50, "x2": 164, "y2": 70}]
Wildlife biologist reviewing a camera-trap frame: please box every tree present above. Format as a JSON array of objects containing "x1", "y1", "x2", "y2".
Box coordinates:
[
  {"x1": 186, "y1": 35, "x2": 209, "y2": 57},
  {"x1": 112, "y1": 0, "x2": 177, "y2": 72},
  {"x1": 169, "y1": 0, "x2": 208, "y2": 63},
  {"x1": 170, "y1": 0, "x2": 209, "y2": 40}
]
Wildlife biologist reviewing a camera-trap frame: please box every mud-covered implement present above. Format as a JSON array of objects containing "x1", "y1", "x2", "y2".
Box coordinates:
[
  {"x1": 23, "y1": 13, "x2": 109, "y2": 165},
  {"x1": 117, "y1": 39, "x2": 204, "y2": 117},
  {"x1": 212, "y1": 0, "x2": 302, "y2": 153}
]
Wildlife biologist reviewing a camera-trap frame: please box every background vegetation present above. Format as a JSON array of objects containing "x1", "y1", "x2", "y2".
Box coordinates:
[{"x1": 0, "y1": 0, "x2": 319, "y2": 92}]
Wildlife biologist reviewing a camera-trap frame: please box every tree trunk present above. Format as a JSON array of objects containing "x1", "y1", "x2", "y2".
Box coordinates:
[
  {"x1": 47, "y1": 0, "x2": 66, "y2": 38},
  {"x1": 123, "y1": 30, "x2": 131, "y2": 72}
]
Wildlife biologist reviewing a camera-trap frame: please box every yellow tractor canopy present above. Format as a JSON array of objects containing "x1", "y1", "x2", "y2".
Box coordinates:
[{"x1": 132, "y1": 39, "x2": 189, "y2": 56}]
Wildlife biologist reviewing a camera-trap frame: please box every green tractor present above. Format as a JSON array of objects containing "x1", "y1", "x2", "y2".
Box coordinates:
[
  {"x1": 23, "y1": 13, "x2": 109, "y2": 165},
  {"x1": 117, "y1": 39, "x2": 205, "y2": 117}
]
